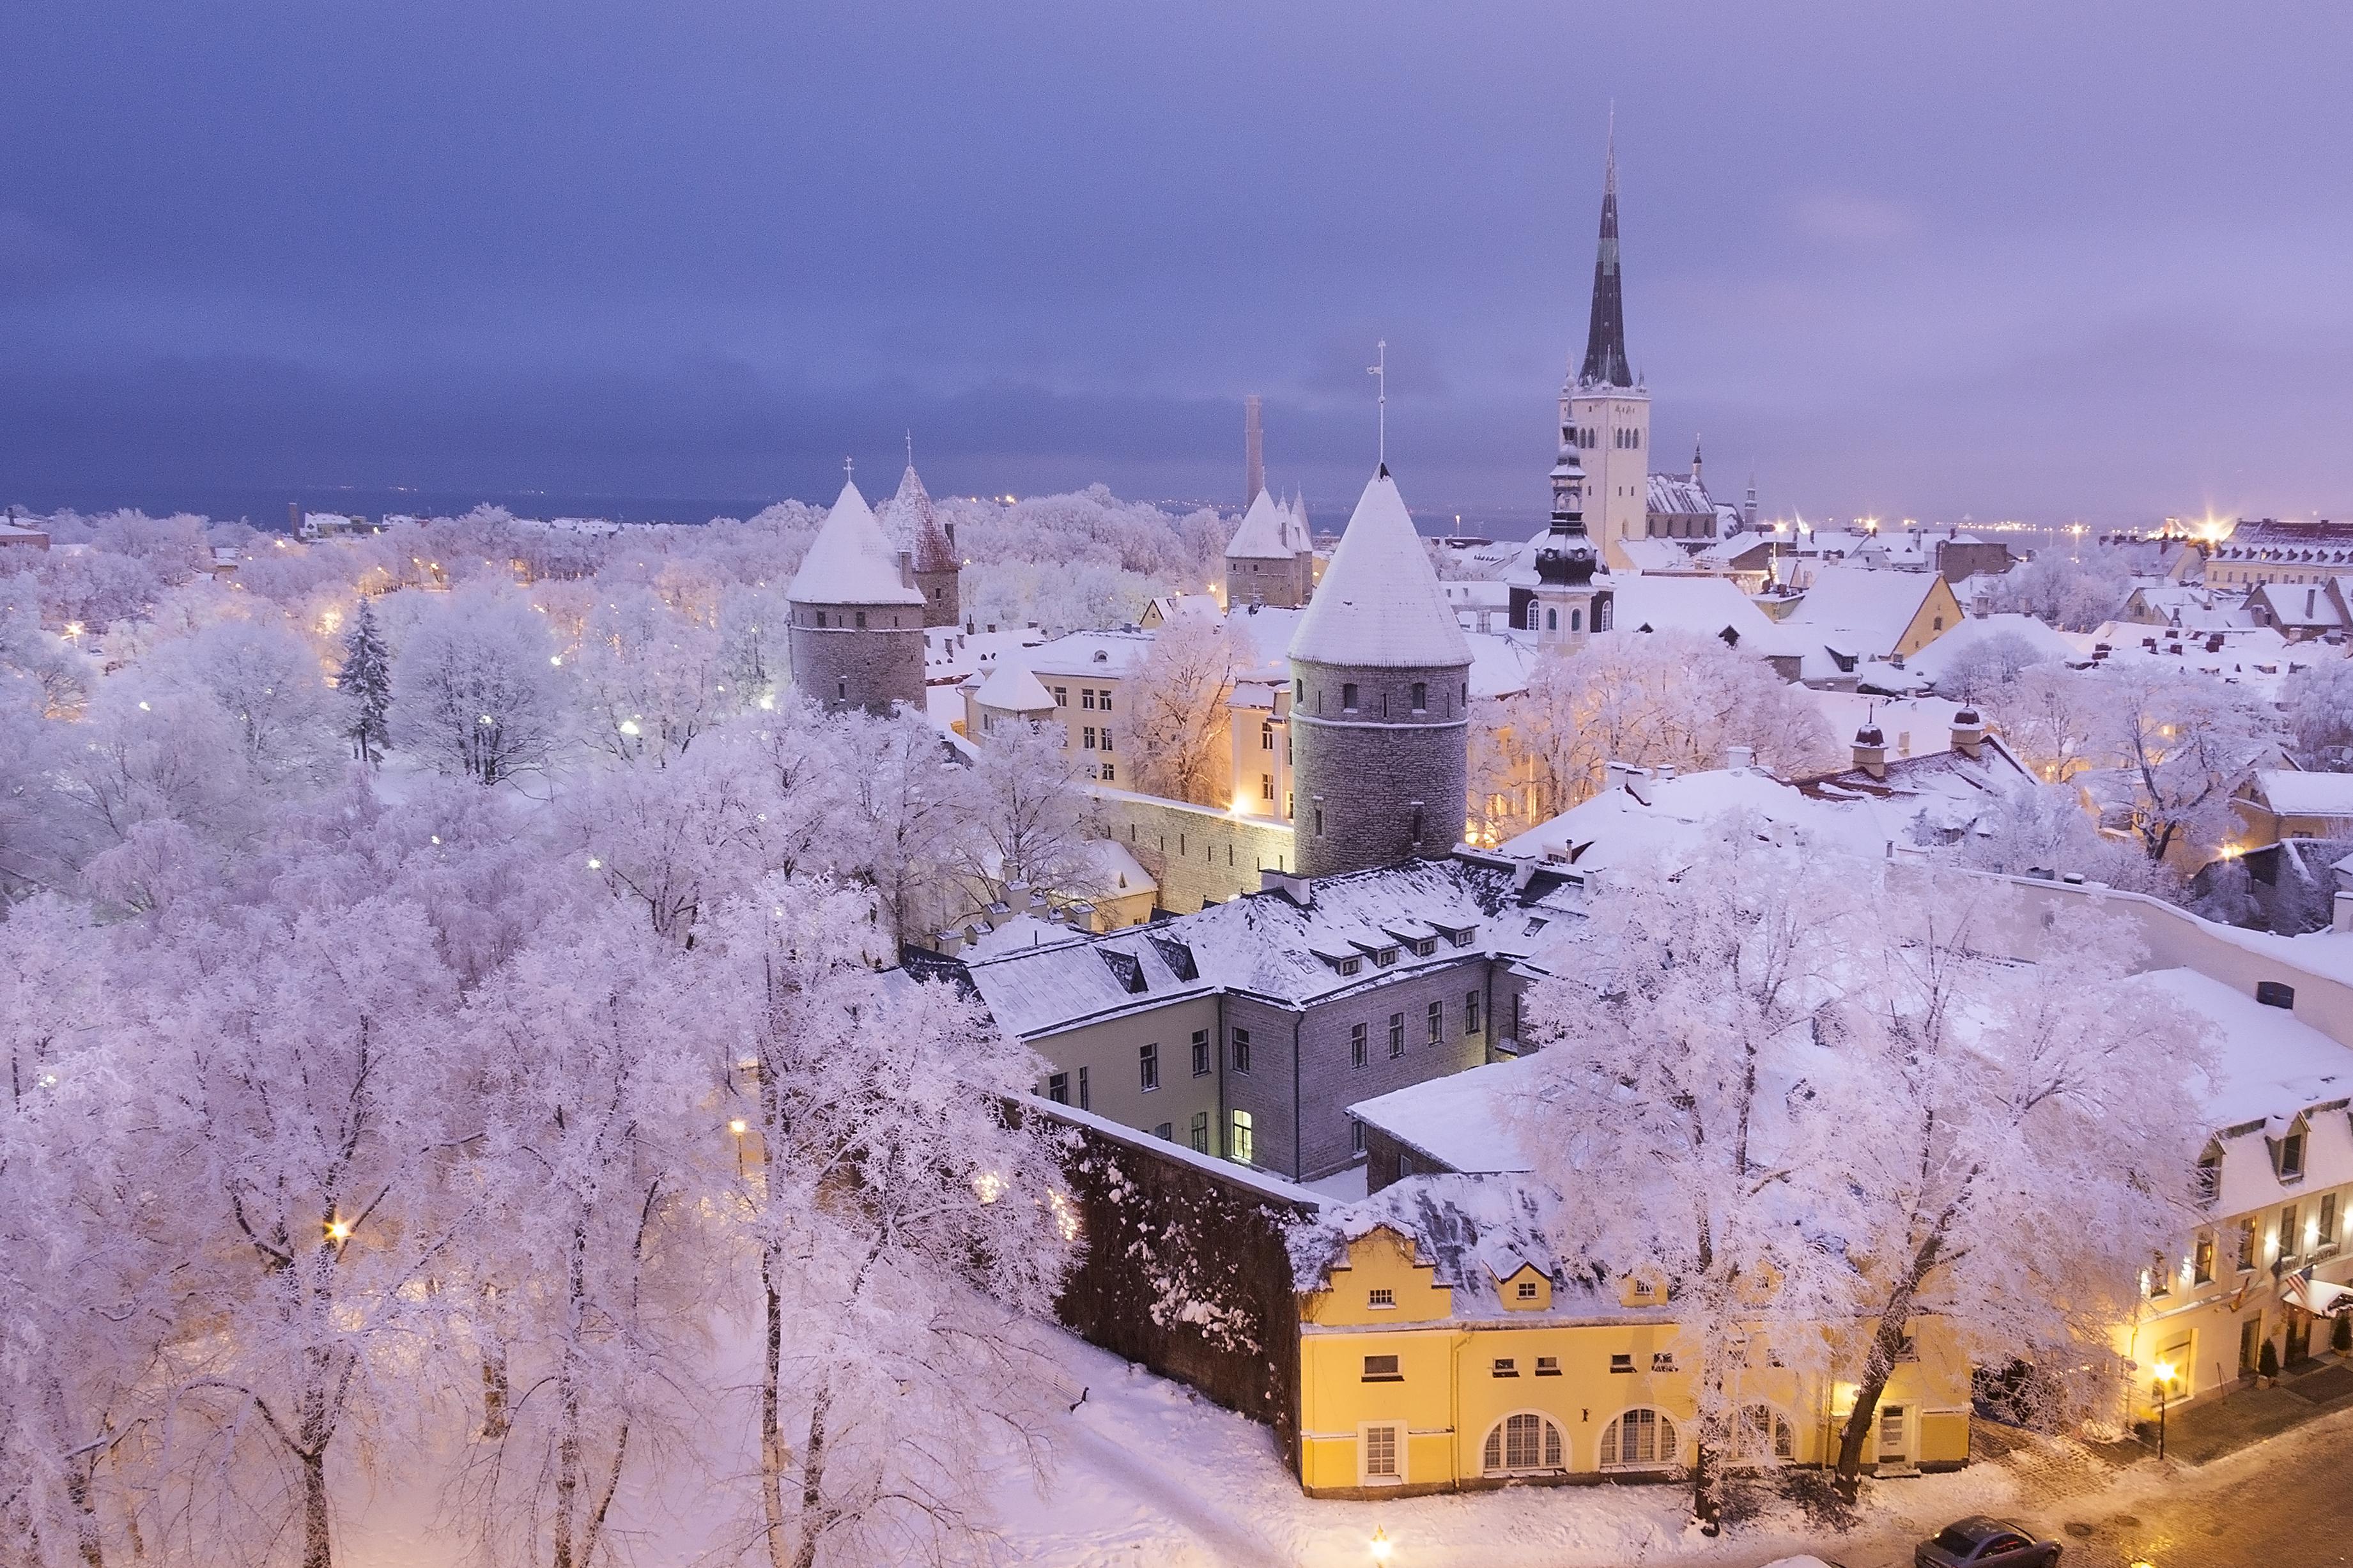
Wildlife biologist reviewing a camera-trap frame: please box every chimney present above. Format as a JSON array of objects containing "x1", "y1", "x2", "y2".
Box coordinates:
[
  {"x1": 1725, "y1": 744, "x2": 1754, "y2": 771},
  {"x1": 897, "y1": 549, "x2": 914, "y2": 589},
  {"x1": 1258, "y1": 866, "x2": 1313, "y2": 906},
  {"x1": 1950, "y1": 708, "x2": 1984, "y2": 760},
  {"x1": 1852, "y1": 723, "x2": 1888, "y2": 780}
]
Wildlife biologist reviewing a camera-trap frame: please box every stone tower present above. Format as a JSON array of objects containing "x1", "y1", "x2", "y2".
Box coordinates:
[
  {"x1": 1534, "y1": 424, "x2": 1611, "y2": 649},
  {"x1": 1286, "y1": 467, "x2": 1472, "y2": 879},
  {"x1": 1224, "y1": 485, "x2": 1312, "y2": 608},
  {"x1": 787, "y1": 479, "x2": 927, "y2": 714},
  {"x1": 881, "y1": 462, "x2": 960, "y2": 629},
  {"x1": 1562, "y1": 130, "x2": 1651, "y2": 573}
]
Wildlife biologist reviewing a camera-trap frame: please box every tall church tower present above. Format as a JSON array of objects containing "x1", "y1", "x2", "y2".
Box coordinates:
[
  {"x1": 1286, "y1": 468, "x2": 1472, "y2": 879},
  {"x1": 1561, "y1": 131, "x2": 1651, "y2": 572},
  {"x1": 1534, "y1": 426, "x2": 1610, "y2": 649}
]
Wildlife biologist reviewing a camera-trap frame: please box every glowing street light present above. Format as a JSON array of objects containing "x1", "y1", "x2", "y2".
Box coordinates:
[
  {"x1": 1369, "y1": 1525, "x2": 1393, "y2": 1564},
  {"x1": 2152, "y1": 1358, "x2": 2178, "y2": 1459},
  {"x1": 326, "y1": 1216, "x2": 353, "y2": 1243}
]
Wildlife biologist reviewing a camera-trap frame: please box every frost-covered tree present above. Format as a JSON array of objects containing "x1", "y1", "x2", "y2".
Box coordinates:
[
  {"x1": 1513, "y1": 824, "x2": 1862, "y2": 1528},
  {"x1": 392, "y1": 587, "x2": 569, "y2": 786},
  {"x1": 1826, "y1": 875, "x2": 2209, "y2": 1492},
  {"x1": 336, "y1": 596, "x2": 393, "y2": 764},
  {"x1": 155, "y1": 617, "x2": 343, "y2": 787},
  {"x1": 717, "y1": 583, "x2": 795, "y2": 710},
  {"x1": 1122, "y1": 608, "x2": 1233, "y2": 806},
  {"x1": 1985, "y1": 546, "x2": 2138, "y2": 631},
  {"x1": 837, "y1": 711, "x2": 967, "y2": 949},
  {"x1": 572, "y1": 585, "x2": 729, "y2": 767},
  {"x1": 568, "y1": 735, "x2": 784, "y2": 945},
  {"x1": 1930, "y1": 629, "x2": 2054, "y2": 705},
  {"x1": 1981, "y1": 662, "x2": 2106, "y2": 784},
  {"x1": 714, "y1": 875, "x2": 1070, "y2": 1568},
  {"x1": 50, "y1": 677, "x2": 254, "y2": 856},
  {"x1": 2282, "y1": 657, "x2": 2353, "y2": 772},
  {"x1": 1954, "y1": 781, "x2": 2180, "y2": 898},
  {"x1": 953, "y1": 719, "x2": 1097, "y2": 920},
  {"x1": 2096, "y1": 666, "x2": 2281, "y2": 861}
]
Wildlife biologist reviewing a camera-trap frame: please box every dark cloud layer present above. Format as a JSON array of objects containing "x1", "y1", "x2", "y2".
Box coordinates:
[{"x1": 3, "y1": 1, "x2": 2349, "y2": 526}]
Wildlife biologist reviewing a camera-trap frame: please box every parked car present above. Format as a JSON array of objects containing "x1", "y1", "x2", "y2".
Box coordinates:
[
  {"x1": 1915, "y1": 1516, "x2": 2063, "y2": 1567},
  {"x1": 1760, "y1": 1557, "x2": 1849, "y2": 1568}
]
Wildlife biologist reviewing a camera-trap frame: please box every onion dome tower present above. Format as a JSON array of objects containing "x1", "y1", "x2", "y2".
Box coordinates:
[
  {"x1": 787, "y1": 478, "x2": 927, "y2": 714},
  {"x1": 1285, "y1": 467, "x2": 1473, "y2": 878},
  {"x1": 881, "y1": 461, "x2": 960, "y2": 629},
  {"x1": 1533, "y1": 426, "x2": 1612, "y2": 649}
]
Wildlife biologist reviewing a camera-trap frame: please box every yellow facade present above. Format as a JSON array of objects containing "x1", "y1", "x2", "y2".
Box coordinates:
[{"x1": 1295, "y1": 1226, "x2": 1972, "y2": 1498}]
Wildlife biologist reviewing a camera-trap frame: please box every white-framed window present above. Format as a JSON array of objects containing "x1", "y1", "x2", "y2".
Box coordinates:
[
  {"x1": 1480, "y1": 1411, "x2": 1564, "y2": 1475},
  {"x1": 1367, "y1": 1287, "x2": 1394, "y2": 1310},
  {"x1": 1732, "y1": 1403, "x2": 1795, "y2": 1464},
  {"x1": 1600, "y1": 1407, "x2": 1678, "y2": 1470},
  {"x1": 1360, "y1": 1422, "x2": 1403, "y2": 1484},
  {"x1": 1516, "y1": 1279, "x2": 1539, "y2": 1302}
]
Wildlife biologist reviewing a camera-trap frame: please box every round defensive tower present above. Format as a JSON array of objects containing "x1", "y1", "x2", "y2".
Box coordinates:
[
  {"x1": 787, "y1": 479, "x2": 927, "y2": 714},
  {"x1": 1285, "y1": 466, "x2": 1474, "y2": 879}
]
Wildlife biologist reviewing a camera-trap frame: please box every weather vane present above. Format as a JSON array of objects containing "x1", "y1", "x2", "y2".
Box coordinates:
[{"x1": 1368, "y1": 339, "x2": 1387, "y2": 468}]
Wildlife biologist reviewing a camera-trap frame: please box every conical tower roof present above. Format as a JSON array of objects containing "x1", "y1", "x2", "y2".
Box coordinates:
[
  {"x1": 1576, "y1": 132, "x2": 1634, "y2": 390},
  {"x1": 1287, "y1": 468, "x2": 1470, "y2": 670},
  {"x1": 1224, "y1": 486, "x2": 1295, "y2": 562},
  {"x1": 787, "y1": 480, "x2": 925, "y2": 607},
  {"x1": 1281, "y1": 489, "x2": 1313, "y2": 553},
  {"x1": 883, "y1": 463, "x2": 957, "y2": 573}
]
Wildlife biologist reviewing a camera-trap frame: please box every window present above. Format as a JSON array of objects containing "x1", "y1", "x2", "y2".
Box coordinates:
[
  {"x1": 2257, "y1": 980, "x2": 2296, "y2": 1009},
  {"x1": 1100, "y1": 728, "x2": 1113, "y2": 753},
  {"x1": 1387, "y1": 1012, "x2": 1405, "y2": 1057},
  {"x1": 1427, "y1": 1001, "x2": 1443, "y2": 1044},
  {"x1": 2195, "y1": 1148, "x2": 2221, "y2": 1206},
  {"x1": 2238, "y1": 1216, "x2": 2258, "y2": 1270},
  {"x1": 1342, "y1": 682, "x2": 1359, "y2": 711},
  {"x1": 1516, "y1": 1279, "x2": 1539, "y2": 1301},
  {"x1": 1481, "y1": 1413, "x2": 1564, "y2": 1474},
  {"x1": 2279, "y1": 1132, "x2": 2307, "y2": 1180},
  {"x1": 1410, "y1": 681, "x2": 1427, "y2": 712},
  {"x1": 2193, "y1": 1232, "x2": 2215, "y2": 1285},
  {"x1": 2322, "y1": 1194, "x2": 2340, "y2": 1256},
  {"x1": 1412, "y1": 937, "x2": 1435, "y2": 957},
  {"x1": 1351, "y1": 1023, "x2": 1368, "y2": 1069},
  {"x1": 1231, "y1": 1027, "x2": 1251, "y2": 1075},
  {"x1": 1362, "y1": 1423, "x2": 1400, "y2": 1482},
  {"x1": 1098, "y1": 691, "x2": 1112, "y2": 714},
  {"x1": 1138, "y1": 1042, "x2": 1159, "y2": 1092},
  {"x1": 1261, "y1": 721, "x2": 1274, "y2": 749},
  {"x1": 1535, "y1": 1356, "x2": 1561, "y2": 1376},
  {"x1": 2148, "y1": 1251, "x2": 2171, "y2": 1297},
  {"x1": 1361, "y1": 1354, "x2": 1401, "y2": 1382},
  {"x1": 1368, "y1": 1286, "x2": 1394, "y2": 1310},
  {"x1": 1261, "y1": 773, "x2": 1274, "y2": 800},
  {"x1": 1081, "y1": 689, "x2": 1096, "y2": 710},
  {"x1": 1191, "y1": 1029, "x2": 1210, "y2": 1076},
  {"x1": 1352, "y1": 1118, "x2": 1365, "y2": 1155},
  {"x1": 1732, "y1": 1404, "x2": 1795, "y2": 1464},
  {"x1": 1100, "y1": 762, "x2": 1114, "y2": 782},
  {"x1": 1600, "y1": 1408, "x2": 1678, "y2": 1470},
  {"x1": 1077, "y1": 1066, "x2": 1089, "y2": 1111},
  {"x1": 1052, "y1": 686, "x2": 1067, "y2": 707},
  {"x1": 1491, "y1": 1358, "x2": 1518, "y2": 1378},
  {"x1": 854, "y1": 610, "x2": 867, "y2": 629},
  {"x1": 2280, "y1": 1203, "x2": 2300, "y2": 1261},
  {"x1": 1229, "y1": 1110, "x2": 1254, "y2": 1164},
  {"x1": 1651, "y1": 1352, "x2": 1676, "y2": 1372},
  {"x1": 1189, "y1": 1111, "x2": 1208, "y2": 1153},
  {"x1": 1465, "y1": 991, "x2": 1481, "y2": 1035},
  {"x1": 1047, "y1": 1072, "x2": 1068, "y2": 1104},
  {"x1": 1083, "y1": 726, "x2": 1097, "y2": 749},
  {"x1": 1609, "y1": 1354, "x2": 1633, "y2": 1374}
]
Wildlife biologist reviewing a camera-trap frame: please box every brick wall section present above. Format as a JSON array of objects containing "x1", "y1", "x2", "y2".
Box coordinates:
[
  {"x1": 1093, "y1": 791, "x2": 1299, "y2": 913},
  {"x1": 1038, "y1": 1103, "x2": 1317, "y2": 1469},
  {"x1": 912, "y1": 566, "x2": 960, "y2": 628},
  {"x1": 788, "y1": 606, "x2": 926, "y2": 714},
  {"x1": 1290, "y1": 656, "x2": 1470, "y2": 879}
]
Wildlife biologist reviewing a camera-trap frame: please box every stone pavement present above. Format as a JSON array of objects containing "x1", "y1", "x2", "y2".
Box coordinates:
[{"x1": 2142, "y1": 1355, "x2": 2353, "y2": 1464}]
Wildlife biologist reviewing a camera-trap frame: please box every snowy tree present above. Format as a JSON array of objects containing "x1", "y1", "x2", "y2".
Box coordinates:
[
  {"x1": 953, "y1": 719, "x2": 1098, "y2": 921},
  {"x1": 1981, "y1": 662, "x2": 2106, "y2": 784},
  {"x1": 1512, "y1": 823, "x2": 1863, "y2": 1528},
  {"x1": 2282, "y1": 657, "x2": 2353, "y2": 771},
  {"x1": 50, "y1": 677, "x2": 254, "y2": 856},
  {"x1": 451, "y1": 906, "x2": 716, "y2": 1568},
  {"x1": 837, "y1": 711, "x2": 968, "y2": 949},
  {"x1": 392, "y1": 586, "x2": 569, "y2": 786},
  {"x1": 572, "y1": 585, "x2": 730, "y2": 767},
  {"x1": 336, "y1": 596, "x2": 393, "y2": 764},
  {"x1": 0, "y1": 572, "x2": 95, "y2": 718},
  {"x1": 1954, "y1": 781, "x2": 2180, "y2": 898},
  {"x1": 2095, "y1": 666, "x2": 2280, "y2": 861},
  {"x1": 1985, "y1": 546, "x2": 2138, "y2": 631},
  {"x1": 567, "y1": 735, "x2": 783, "y2": 945},
  {"x1": 718, "y1": 583, "x2": 796, "y2": 709},
  {"x1": 713, "y1": 875, "x2": 1071, "y2": 1568},
  {"x1": 1825, "y1": 874, "x2": 2209, "y2": 1493},
  {"x1": 1121, "y1": 608, "x2": 1233, "y2": 806},
  {"x1": 1929, "y1": 629, "x2": 2055, "y2": 705},
  {"x1": 155, "y1": 617, "x2": 343, "y2": 787}
]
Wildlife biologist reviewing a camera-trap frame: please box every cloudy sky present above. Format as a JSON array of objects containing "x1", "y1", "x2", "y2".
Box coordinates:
[{"x1": 3, "y1": 1, "x2": 2348, "y2": 527}]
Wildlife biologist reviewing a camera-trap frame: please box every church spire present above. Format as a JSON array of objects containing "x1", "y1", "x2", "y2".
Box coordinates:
[{"x1": 1576, "y1": 127, "x2": 1633, "y2": 390}]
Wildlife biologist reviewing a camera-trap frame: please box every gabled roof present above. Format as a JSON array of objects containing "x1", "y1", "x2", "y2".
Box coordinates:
[
  {"x1": 1646, "y1": 472, "x2": 1713, "y2": 518},
  {"x1": 787, "y1": 480, "x2": 925, "y2": 607},
  {"x1": 1224, "y1": 487, "x2": 1297, "y2": 562},
  {"x1": 1287, "y1": 469, "x2": 1472, "y2": 670},
  {"x1": 973, "y1": 661, "x2": 1057, "y2": 713},
  {"x1": 1782, "y1": 564, "x2": 1946, "y2": 656},
  {"x1": 2253, "y1": 769, "x2": 2353, "y2": 819}
]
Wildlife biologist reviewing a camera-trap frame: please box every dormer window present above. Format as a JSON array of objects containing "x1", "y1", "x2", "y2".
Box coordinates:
[
  {"x1": 1336, "y1": 957, "x2": 1362, "y2": 977},
  {"x1": 1373, "y1": 946, "x2": 1399, "y2": 967},
  {"x1": 2278, "y1": 1131, "x2": 2306, "y2": 1181},
  {"x1": 1412, "y1": 938, "x2": 1435, "y2": 957},
  {"x1": 2195, "y1": 1145, "x2": 2221, "y2": 1206},
  {"x1": 1515, "y1": 1279, "x2": 1539, "y2": 1301}
]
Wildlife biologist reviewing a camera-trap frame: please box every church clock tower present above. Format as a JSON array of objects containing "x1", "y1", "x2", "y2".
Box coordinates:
[{"x1": 1561, "y1": 130, "x2": 1651, "y2": 572}]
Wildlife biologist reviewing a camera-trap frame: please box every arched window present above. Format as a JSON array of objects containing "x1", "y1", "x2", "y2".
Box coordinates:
[
  {"x1": 1570, "y1": 608, "x2": 1582, "y2": 631},
  {"x1": 1599, "y1": 1408, "x2": 1678, "y2": 1470},
  {"x1": 1480, "y1": 1411, "x2": 1565, "y2": 1475},
  {"x1": 1527, "y1": 603, "x2": 1541, "y2": 631},
  {"x1": 1545, "y1": 608, "x2": 1557, "y2": 631},
  {"x1": 1732, "y1": 1404, "x2": 1795, "y2": 1464}
]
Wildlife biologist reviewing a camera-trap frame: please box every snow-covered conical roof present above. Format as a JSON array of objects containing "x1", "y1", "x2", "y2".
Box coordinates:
[
  {"x1": 1224, "y1": 486, "x2": 1296, "y2": 562},
  {"x1": 1281, "y1": 491, "x2": 1313, "y2": 554},
  {"x1": 1287, "y1": 468, "x2": 1471, "y2": 670},
  {"x1": 788, "y1": 480, "x2": 925, "y2": 607},
  {"x1": 883, "y1": 464, "x2": 957, "y2": 574},
  {"x1": 974, "y1": 661, "x2": 1057, "y2": 714}
]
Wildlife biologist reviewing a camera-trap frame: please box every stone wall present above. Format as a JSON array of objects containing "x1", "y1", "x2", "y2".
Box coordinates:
[
  {"x1": 1290, "y1": 657, "x2": 1470, "y2": 879},
  {"x1": 789, "y1": 611, "x2": 925, "y2": 714},
  {"x1": 1038, "y1": 1101, "x2": 1318, "y2": 1468},
  {"x1": 1093, "y1": 790, "x2": 1297, "y2": 914}
]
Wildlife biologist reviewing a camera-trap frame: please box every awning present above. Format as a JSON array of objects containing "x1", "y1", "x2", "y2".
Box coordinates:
[{"x1": 2283, "y1": 1270, "x2": 2353, "y2": 1316}]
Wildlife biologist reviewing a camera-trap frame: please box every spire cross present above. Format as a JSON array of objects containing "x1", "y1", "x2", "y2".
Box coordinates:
[
  {"x1": 1368, "y1": 339, "x2": 1387, "y2": 467},
  {"x1": 905, "y1": 430, "x2": 914, "y2": 468},
  {"x1": 844, "y1": 456, "x2": 854, "y2": 482}
]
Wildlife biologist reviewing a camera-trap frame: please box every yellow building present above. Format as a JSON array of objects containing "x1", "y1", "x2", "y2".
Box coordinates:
[
  {"x1": 1290, "y1": 1179, "x2": 1972, "y2": 1497},
  {"x1": 2113, "y1": 969, "x2": 2353, "y2": 1427}
]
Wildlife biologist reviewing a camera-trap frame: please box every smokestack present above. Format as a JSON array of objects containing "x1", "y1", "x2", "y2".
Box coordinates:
[
  {"x1": 289, "y1": 500, "x2": 302, "y2": 535},
  {"x1": 1244, "y1": 394, "x2": 1264, "y2": 506}
]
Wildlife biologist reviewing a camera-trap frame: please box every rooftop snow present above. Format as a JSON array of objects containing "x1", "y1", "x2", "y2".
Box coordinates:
[
  {"x1": 2134, "y1": 967, "x2": 2353, "y2": 1130},
  {"x1": 973, "y1": 661, "x2": 1058, "y2": 713},
  {"x1": 1348, "y1": 1053, "x2": 1543, "y2": 1177},
  {"x1": 1781, "y1": 564, "x2": 1941, "y2": 655},
  {"x1": 1609, "y1": 574, "x2": 1798, "y2": 656},
  {"x1": 1224, "y1": 487, "x2": 1298, "y2": 562},
  {"x1": 787, "y1": 480, "x2": 925, "y2": 607},
  {"x1": 2254, "y1": 770, "x2": 2353, "y2": 819},
  {"x1": 1288, "y1": 470, "x2": 1472, "y2": 670}
]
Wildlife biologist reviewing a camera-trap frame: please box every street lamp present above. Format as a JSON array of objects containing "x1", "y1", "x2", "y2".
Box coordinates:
[
  {"x1": 1369, "y1": 1525, "x2": 1393, "y2": 1564},
  {"x1": 2153, "y1": 1359, "x2": 2177, "y2": 1460}
]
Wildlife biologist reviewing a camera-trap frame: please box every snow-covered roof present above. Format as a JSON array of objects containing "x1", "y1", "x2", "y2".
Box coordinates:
[
  {"x1": 1021, "y1": 628, "x2": 1157, "y2": 680},
  {"x1": 1610, "y1": 574, "x2": 1798, "y2": 656},
  {"x1": 1614, "y1": 537, "x2": 1705, "y2": 574},
  {"x1": 973, "y1": 662, "x2": 1057, "y2": 713},
  {"x1": 1645, "y1": 472, "x2": 1713, "y2": 519},
  {"x1": 1901, "y1": 613, "x2": 2081, "y2": 686},
  {"x1": 879, "y1": 464, "x2": 957, "y2": 574},
  {"x1": 2253, "y1": 770, "x2": 2353, "y2": 820},
  {"x1": 787, "y1": 480, "x2": 925, "y2": 607},
  {"x1": 1224, "y1": 488, "x2": 1297, "y2": 562},
  {"x1": 2136, "y1": 968, "x2": 2353, "y2": 1134},
  {"x1": 1465, "y1": 633, "x2": 1539, "y2": 700},
  {"x1": 1288, "y1": 470, "x2": 1472, "y2": 670},
  {"x1": 1348, "y1": 1053, "x2": 1542, "y2": 1178},
  {"x1": 1501, "y1": 767, "x2": 1891, "y2": 873},
  {"x1": 1780, "y1": 564, "x2": 1943, "y2": 656}
]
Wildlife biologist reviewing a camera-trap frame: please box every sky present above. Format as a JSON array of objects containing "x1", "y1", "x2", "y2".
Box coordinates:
[{"x1": 4, "y1": 1, "x2": 2350, "y2": 529}]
